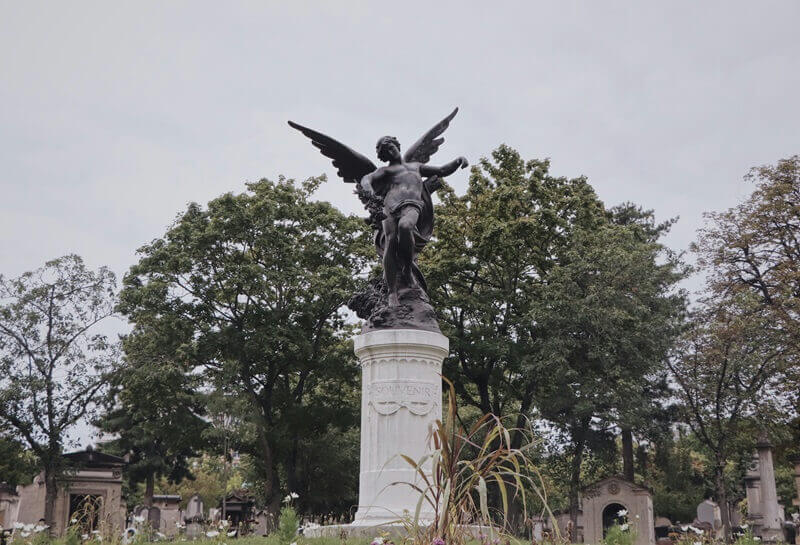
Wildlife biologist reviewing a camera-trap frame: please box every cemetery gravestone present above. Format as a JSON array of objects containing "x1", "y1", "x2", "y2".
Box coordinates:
[
  {"x1": 185, "y1": 494, "x2": 203, "y2": 520},
  {"x1": 696, "y1": 499, "x2": 722, "y2": 539},
  {"x1": 745, "y1": 436, "x2": 785, "y2": 542},
  {"x1": 184, "y1": 494, "x2": 205, "y2": 539}
]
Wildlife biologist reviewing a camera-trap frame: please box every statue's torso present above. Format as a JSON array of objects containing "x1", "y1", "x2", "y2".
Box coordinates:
[{"x1": 375, "y1": 163, "x2": 424, "y2": 214}]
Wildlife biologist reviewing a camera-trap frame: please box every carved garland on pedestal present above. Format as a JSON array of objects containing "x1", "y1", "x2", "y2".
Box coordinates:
[{"x1": 367, "y1": 379, "x2": 439, "y2": 416}]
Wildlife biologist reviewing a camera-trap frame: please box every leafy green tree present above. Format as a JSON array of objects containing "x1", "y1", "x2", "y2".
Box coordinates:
[
  {"x1": 97, "y1": 318, "x2": 208, "y2": 507},
  {"x1": 0, "y1": 255, "x2": 117, "y2": 529},
  {"x1": 536, "y1": 209, "x2": 684, "y2": 525},
  {"x1": 155, "y1": 454, "x2": 245, "y2": 512},
  {"x1": 118, "y1": 177, "x2": 368, "y2": 519},
  {"x1": 694, "y1": 156, "x2": 800, "y2": 349},
  {"x1": 424, "y1": 146, "x2": 686, "y2": 527},
  {"x1": 670, "y1": 156, "x2": 800, "y2": 540},
  {"x1": 648, "y1": 431, "x2": 708, "y2": 523},
  {"x1": 666, "y1": 305, "x2": 791, "y2": 541},
  {"x1": 607, "y1": 203, "x2": 686, "y2": 483},
  {"x1": 0, "y1": 432, "x2": 37, "y2": 487},
  {"x1": 424, "y1": 146, "x2": 607, "y2": 426}
]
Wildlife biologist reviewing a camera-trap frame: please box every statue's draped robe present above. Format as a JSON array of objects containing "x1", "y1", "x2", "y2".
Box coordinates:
[{"x1": 374, "y1": 180, "x2": 435, "y2": 293}]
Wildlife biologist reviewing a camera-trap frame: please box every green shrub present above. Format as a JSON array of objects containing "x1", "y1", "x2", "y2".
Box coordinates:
[
  {"x1": 733, "y1": 527, "x2": 761, "y2": 545},
  {"x1": 63, "y1": 527, "x2": 80, "y2": 545},
  {"x1": 275, "y1": 505, "x2": 299, "y2": 545},
  {"x1": 602, "y1": 522, "x2": 636, "y2": 545}
]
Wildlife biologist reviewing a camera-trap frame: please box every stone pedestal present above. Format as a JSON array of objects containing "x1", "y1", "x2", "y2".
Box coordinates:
[
  {"x1": 756, "y1": 437, "x2": 784, "y2": 542},
  {"x1": 351, "y1": 329, "x2": 448, "y2": 526}
]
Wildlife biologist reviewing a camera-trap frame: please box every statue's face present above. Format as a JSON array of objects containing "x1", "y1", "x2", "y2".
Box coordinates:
[
  {"x1": 384, "y1": 141, "x2": 401, "y2": 161},
  {"x1": 378, "y1": 138, "x2": 402, "y2": 162}
]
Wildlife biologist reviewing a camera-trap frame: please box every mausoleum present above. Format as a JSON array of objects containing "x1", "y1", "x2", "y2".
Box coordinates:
[
  {"x1": 552, "y1": 476, "x2": 655, "y2": 545},
  {"x1": 12, "y1": 447, "x2": 126, "y2": 537}
]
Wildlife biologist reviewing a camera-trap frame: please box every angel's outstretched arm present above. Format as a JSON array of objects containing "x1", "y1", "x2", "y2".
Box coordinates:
[
  {"x1": 360, "y1": 171, "x2": 376, "y2": 196},
  {"x1": 420, "y1": 156, "x2": 469, "y2": 178}
]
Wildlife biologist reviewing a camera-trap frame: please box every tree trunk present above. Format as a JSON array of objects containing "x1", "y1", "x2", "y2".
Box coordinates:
[
  {"x1": 43, "y1": 466, "x2": 58, "y2": 536},
  {"x1": 144, "y1": 471, "x2": 155, "y2": 507},
  {"x1": 714, "y1": 459, "x2": 732, "y2": 543},
  {"x1": 286, "y1": 435, "x2": 299, "y2": 495},
  {"x1": 476, "y1": 375, "x2": 492, "y2": 415},
  {"x1": 267, "y1": 467, "x2": 282, "y2": 528},
  {"x1": 568, "y1": 424, "x2": 587, "y2": 538},
  {"x1": 636, "y1": 444, "x2": 648, "y2": 479},
  {"x1": 621, "y1": 428, "x2": 634, "y2": 482},
  {"x1": 255, "y1": 418, "x2": 278, "y2": 514}
]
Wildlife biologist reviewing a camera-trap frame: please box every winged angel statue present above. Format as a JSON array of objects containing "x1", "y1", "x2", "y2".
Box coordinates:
[{"x1": 289, "y1": 108, "x2": 468, "y2": 332}]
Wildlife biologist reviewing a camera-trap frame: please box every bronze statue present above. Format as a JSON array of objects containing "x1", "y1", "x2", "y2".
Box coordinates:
[{"x1": 288, "y1": 108, "x2": 468, "y2": 332}]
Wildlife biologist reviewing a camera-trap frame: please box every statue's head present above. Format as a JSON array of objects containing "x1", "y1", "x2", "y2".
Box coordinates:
[{"x1": 376, "y1": 136, "x2": 401, "y2": 162}]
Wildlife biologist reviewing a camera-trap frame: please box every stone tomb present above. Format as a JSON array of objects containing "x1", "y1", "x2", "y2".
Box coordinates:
[
  {"x1": 13, "y1": 448, "x2": 126, "y2": 537},
  {"x1": 553, "y1": 476, "x2": 655, "y2": 545},
  {"x1": 0, "y1": 483, "x2": 19, "y2": 528},
  {"x1": 220, "y1": 491, "x2": 253, "y2": 527},
  {"x1": 149, "y1": 495, "x2": 182, "y2": 536},
  {"x1": 184, "y1": 494, "x2": 205, "y2": 539},
  {"x1": 185, "y1": 494, "x2": 204, "y2": 521},
  {"x1": 251, "y1": 509, "x2": 270, "y2": 536}
]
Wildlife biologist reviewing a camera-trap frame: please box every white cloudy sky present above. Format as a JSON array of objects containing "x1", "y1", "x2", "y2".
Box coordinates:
[
  {"x1": 2, "y1": 1, "x2": 798, "y2": 288},
  {"x1": 1, "y1": 1, "x2": 798, "y2": 447}
]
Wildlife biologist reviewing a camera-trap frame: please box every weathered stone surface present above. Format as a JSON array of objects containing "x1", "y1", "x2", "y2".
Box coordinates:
[{"x1": 351, "y1": 329, "x2": 448, "y2": 526}]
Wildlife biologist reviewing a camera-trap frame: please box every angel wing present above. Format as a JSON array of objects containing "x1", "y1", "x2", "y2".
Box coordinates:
[
  {"x1": 287, "y1": 121, "x2": 377, "y2": 183},
  {"x1": 403, "y1": 107, "x2": 459, "y2": 164}
]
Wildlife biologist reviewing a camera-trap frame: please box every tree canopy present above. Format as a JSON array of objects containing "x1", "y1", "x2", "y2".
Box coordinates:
[
  {"x1": 118, "y1": 176, "x2": 369, "y2": 517},
  {"x1": 0, "y1": 254, "x2": 118, "y2": 528},
  {"x1": 424, "y1": 146, "x2": 687, "y2": 526}
]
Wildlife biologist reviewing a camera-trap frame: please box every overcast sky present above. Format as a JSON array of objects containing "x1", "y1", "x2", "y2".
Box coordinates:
[
  {"x1": 2, "y1": 1, "x2": 799, "y2": 447},
  {"x1": 2, "y1": 1, "x2": 799, "y2": 290}
]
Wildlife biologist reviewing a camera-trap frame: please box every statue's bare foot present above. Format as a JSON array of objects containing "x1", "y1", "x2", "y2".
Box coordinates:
[{"x1": 388, "y1": 293, "x2": 400, "y2": 307}]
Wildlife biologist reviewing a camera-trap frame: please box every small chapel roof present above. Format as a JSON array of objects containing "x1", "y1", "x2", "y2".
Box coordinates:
[
  {"x1": 62, "y1": 446, "x2": 126, "y2": 468},
  {"x1": 581, "y1": 475, "x2": 653, "y2": 494}
]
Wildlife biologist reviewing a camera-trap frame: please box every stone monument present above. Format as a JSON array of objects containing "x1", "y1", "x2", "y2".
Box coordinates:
[
  {"x1": 289, "y1": 110, "x2": 467, "y2": 531},
  {"x1": 696, "y1": 499, "x2": 722, "y2": 539},
  {"x1": 575, "y1": 476, "x2": 656, "y2": 545},
  {"x1": 744, "y1": 434, "x2": 785, "y2": 542},
  {"x1": 11, "y1": 448, "x2": 126, "y2": 537}
]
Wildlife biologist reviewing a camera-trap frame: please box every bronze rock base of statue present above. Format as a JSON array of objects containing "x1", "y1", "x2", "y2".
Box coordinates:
[{"x1": 348, "y1": 277, "x2": 440, "y2": 333}]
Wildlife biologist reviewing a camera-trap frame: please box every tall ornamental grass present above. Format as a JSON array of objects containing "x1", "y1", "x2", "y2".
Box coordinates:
[{"x1": 398, "y1": 378, "x2": 554, "y2": 545}]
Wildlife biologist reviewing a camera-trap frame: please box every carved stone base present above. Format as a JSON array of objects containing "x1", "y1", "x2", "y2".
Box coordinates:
[{"x1": 351, "y1": 329, "x2": 448, "y2": 526}]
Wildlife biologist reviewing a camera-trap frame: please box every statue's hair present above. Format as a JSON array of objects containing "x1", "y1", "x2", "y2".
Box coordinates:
[{"x1": 376, "y1": 136, "x2": 400, "y2": 162}]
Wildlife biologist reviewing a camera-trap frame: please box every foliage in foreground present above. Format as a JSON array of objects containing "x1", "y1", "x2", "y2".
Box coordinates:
[
  {"x1": 400, "y1": 378, "x2": 552, "y2": 545},
  {"x1": 3, "y1": 538, "x2": 373, "y2": 545}
]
